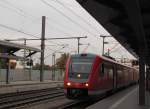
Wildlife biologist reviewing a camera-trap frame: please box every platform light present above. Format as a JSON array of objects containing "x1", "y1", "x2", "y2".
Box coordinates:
[
  {"x1": 67, "y1": 82, "x2": 71, "y2": 86},
  {"x1": 85, "y1": 83, "x2": 89, "y2": 87}
]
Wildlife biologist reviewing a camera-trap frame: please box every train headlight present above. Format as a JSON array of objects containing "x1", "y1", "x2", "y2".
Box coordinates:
[
  {"x1": 85, "y1": 83, "x2": 89, "y2": 87},
  {"x1": 67, "y1": 82, "x2": 71, "y2": 86},
  {"x1": 77, "y1": 74, "x2": 81, "y2": 78}
]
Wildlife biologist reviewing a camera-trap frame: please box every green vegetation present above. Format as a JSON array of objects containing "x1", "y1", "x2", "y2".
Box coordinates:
[
  {"x1": 56, "y1": 53, "x2": 69, "y2": 69},
  {"x1": 32, "y1": 53, "x2": 69, "y2": 70},
  {"x1": 32, "y1": 63, "x2": 50, "y2": 70}
]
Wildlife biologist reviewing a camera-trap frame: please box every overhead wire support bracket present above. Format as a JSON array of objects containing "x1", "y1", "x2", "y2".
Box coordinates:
[{"x1": 6, "y1": 36, "x2": 87, "y2": 54}]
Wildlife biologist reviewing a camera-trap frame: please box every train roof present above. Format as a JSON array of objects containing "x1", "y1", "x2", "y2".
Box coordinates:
[
  {"x1": 70, "y1": 53, "x2": 137, "y2": 70},
  {"x1": 71, "y1": 53, "x2": 96, "y2": 58},
  {"x1": 100, "y1": 55, "x2": 136, "y2": 69}
]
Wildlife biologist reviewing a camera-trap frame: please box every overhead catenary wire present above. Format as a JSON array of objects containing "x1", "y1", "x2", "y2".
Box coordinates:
[
  {"x1": 0, "y1": 23, "x2": 40, "y2": 38},
  {"x1": 0, "y1": 23, "x2": 72, "y2": 47},
  {"x1": 82, "y1": 43, "x2": 90, "y2": 53},
  {"x1": 0, "y1": 0, "x2": 91, "y2": 52},
  {"x1": 109, "y1": 43, "x2": 119, "y2": 51},
  {"x1": 44, "y1": 45, "x2": 67, "y2": 59},
  {"x1": 53, "y1": 0, "x2": 101, "y2": 34},
  {"x1": 109, "y1": 45, "x2": 122, "y2": 54},
  {"x1": 0, "y1": 3, "x2": 27, "y2": 18},
  {"x1": 46, "y1": 20, "x2": 76, "y2": 37},
  {"x1": 4, "y1": 0, "x2": 82, "y2": 38},
  {"x1": 0, "y1": 0, "x2": 41, "y2": 23},
  {"x1": 0, "y1": 0, "x2": 108, "y2": 66},
  {"x1": 0, "y1": 0, "x2": 104, "y2": 59},
  {"x1": 46, "y1": 17, "x2": 79, "y2": 36},
  {"x1": 0, "y1": 0, "x2": 79, "y2": 48},
  {"x1": 40, "y1": 0, "x2": 98, "y2": 38},
  {"x1": 31, "y1": 46, "x2": 66, "y2": 62},
  {"x1": 4, "y1": 0, "x2": 38, "y2": 18},
  {"x1": 0, "y1": 0, "x2": 75, "y2": 39}
]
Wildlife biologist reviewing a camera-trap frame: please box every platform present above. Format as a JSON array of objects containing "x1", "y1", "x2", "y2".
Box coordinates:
[
  {"x1": 0, "y1": 80, "x2": 63, "y2": 94},
  {"x1": 86, "y1": 85, "x2": 149, "y2": 109}
]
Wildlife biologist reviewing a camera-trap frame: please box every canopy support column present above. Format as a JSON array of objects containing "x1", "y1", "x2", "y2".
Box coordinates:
[{"x1": 139, "y1": 53, "x2": 146, "y2": 105}]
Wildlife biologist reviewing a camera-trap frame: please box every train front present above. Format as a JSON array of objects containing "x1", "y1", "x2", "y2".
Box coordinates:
[{"x1": 64, "y1": 54, "x2": 96, "y2": 99}]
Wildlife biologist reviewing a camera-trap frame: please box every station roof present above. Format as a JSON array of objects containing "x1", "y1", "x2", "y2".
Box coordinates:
[
  {"x1": 77, "y1": 0, "x2": 150, "y2": 64},
  {"x1": 0, "y1": 40, "x2": 41, "y2": 53},
  {"x1": 0, "y1": 53, "x2": 24, "y2": 60},
  {"x1": 0, "y1": 40, "x2": 41, "y2": 59}
]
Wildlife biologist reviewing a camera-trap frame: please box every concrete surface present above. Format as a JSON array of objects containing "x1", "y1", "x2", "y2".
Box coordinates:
[
  {"x1": 0, "y1": 80, "x2": 63, "y2": 94},
  {"x1": 86, "y1": 85, "x2": 149, "y2": 109}
]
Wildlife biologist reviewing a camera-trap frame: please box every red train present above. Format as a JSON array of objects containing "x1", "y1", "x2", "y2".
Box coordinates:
[{"x1": 64, "y1": 53, "x2": 139, "y2": 99}]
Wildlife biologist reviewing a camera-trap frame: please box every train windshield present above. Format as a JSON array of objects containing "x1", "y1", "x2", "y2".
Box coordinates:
[
  {"x1": 68, "y1": 57, "x2": 94, "y2": 79},
  {"x1": 72, "y1": 62, "x2": 92, "y2": 73}
]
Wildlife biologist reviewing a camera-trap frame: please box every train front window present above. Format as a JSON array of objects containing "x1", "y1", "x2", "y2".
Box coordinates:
[
  {"x1": 68, "y1": 58, "x2": 94, "y2": 79},
  {"x1": 72, "y1": 62, "x2": 92, "y2": 73}
]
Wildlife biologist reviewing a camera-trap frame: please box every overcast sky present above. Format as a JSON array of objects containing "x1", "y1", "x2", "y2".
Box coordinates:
[{"x1": 0, "y1": 0, "x2": 135, "y2": 65}]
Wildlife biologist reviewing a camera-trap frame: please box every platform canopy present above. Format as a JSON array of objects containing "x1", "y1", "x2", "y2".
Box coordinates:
[
  {"x1": 0, "y1": 40, "x2": 41, "y2": 60},
  {"x1": 77, "y1": 0, "x2": 150, "y2": 64},
  {"x1": 76, "y1": 0, "x2": 150, "y2": 105}
]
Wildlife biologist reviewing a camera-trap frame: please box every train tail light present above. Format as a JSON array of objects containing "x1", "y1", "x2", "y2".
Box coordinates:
[
  {"x1": 67, "y1": 82, "x2": 71, "y2": 86},
  {"x1": 85, "y1": 83, "x2": 89, "y2": 87}
]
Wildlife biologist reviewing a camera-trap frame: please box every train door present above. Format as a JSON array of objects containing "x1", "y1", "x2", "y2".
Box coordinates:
[
  {"x1": 113, "y1": 64, "x2": 117, "y2": 90},
  {"x1": 102, "y1": 62, "x2": 114, "y2": 90},
  {"x1": 116, "y1": 65, "x2": 123, "y2": 88},
  {"x1": 99, "y1": 63, "x2": 109, "y2": 90},
  {"x1": 107, "y1": 63, "x2": 114, "y2": 90},
  {"x1": 99, "y1": 63, "x2": 105, "y2": 89}
]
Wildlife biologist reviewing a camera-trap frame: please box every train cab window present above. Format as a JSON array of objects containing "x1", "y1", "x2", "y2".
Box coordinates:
[{"x1": 68, "y1": 57, "x2": 95, "y2": 79}]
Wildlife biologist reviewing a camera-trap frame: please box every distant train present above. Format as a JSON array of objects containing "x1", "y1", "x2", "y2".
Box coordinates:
[{"x1": 64, "y1": 53, "x2": 138, "y2": 99}]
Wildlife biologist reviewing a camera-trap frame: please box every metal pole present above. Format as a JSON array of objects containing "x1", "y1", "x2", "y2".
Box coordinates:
[
  {"x1": 6, "y1": 59, "x2": 10, "y2": 84},
  {"x1": 52, "y1": 54, "x2": 53, "y2": 80},
  {"x1": 24, "y1": 39, "x2": 26, "y2": 79},
  {"x1": 52, "y1": 53, "x2": 55, "y2": 81},
  {"x1": 146, "y1": 65, "x2": 149, "y2": 91},
  {"x1": 147, "y1": 64, "x2": 150, "y2": 91},
  {"x1": 77, "y1": 38, "x2": 80, "y2": 54},
  {"x1": 139, "y1": 55, "x2": 145, "y2": 105},
  {"x1": 102, "y1": 36, "x2": 105, "y2": 55},
  {"x1": 107, "y1": 49, "x2": 110, "y2": 56},
  {"x1": 100, "y1": 35, "x2": 112, "y2": 55},
  {"x1": 29, "y1": 51, "x2": 32, "y2": 81},
  {"x1": 40, "y1": 16, "x2": 46, "y2": 82},
  {"x1": 54, "y1": 53, "x2": 56, "y2": 80}
]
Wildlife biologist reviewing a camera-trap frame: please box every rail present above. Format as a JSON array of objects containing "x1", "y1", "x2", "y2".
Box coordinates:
[{"x1": 0, "y1": 87, "x2": 64, "y2": 109}]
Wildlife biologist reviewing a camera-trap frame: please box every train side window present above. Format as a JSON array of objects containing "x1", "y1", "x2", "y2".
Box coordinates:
[
  {"x1": 103, "y1": 63, "x2": 113, "y2": 79},
  {"x1": 100, "y1": 63, "x2": 104, "y2": 77},
  {"x1": 109, "y1": 67, "x2": 113, "y2": 79}
]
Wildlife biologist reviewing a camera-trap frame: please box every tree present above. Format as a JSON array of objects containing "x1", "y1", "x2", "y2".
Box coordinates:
[
  {"x1": 0, "y1": 59, "x2": 7, "y2": 69},
  {"x1": 56, "y1": 53, "x2": 69, "y2": 69},
  {"x1": 0, "y1": 59, "x2": 17, "y2": 69}
]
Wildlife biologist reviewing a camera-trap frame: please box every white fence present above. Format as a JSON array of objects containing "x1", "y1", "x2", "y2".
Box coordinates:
[{"x1": 0, "y1": 69, "x2": 64, "y2": 82}]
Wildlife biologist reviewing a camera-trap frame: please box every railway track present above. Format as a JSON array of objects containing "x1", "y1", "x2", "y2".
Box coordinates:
[
  {"x1": 60, "y1": 85, "x2": 137, "y2": 109},
  {"x1": 0, "y1": 87, "x2": 64, "y2": 109},
  {"x1": 60, "y1": 101, "x2": 84, "y2": 109},
  {"x1": 59, "y1": 99, "x2": 99, "y2": 109}
]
